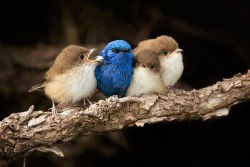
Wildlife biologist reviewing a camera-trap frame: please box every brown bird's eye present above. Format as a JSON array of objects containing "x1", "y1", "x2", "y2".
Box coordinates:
[
  {"x1": 163, "y1": 51, "x2": 168, "y2": 55},
  {"x1": 150, "y1": 65, "x2": 154, "y2": 69},
  {"x1": 79, "y1": 54, "x2": 84, "y2": 59}
]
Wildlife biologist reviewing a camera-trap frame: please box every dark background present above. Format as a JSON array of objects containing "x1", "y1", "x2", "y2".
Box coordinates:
[{"x1": 0, "y1": 0, "x2": 250, "y2": 167}]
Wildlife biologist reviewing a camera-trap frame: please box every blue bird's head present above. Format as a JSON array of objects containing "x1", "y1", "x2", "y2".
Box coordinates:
[{"x1": 100, "y1": 40, "x2": 133, "y2": 63}]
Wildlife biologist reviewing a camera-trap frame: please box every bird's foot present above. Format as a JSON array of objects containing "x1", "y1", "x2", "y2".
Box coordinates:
[
  {"x1": 51, "y1": 100, "x2": 60, "y2": 123},
  {"x1": 85, "y1": 98, "x2": 93, "y2": 105},
  {"x1": 79, "y1": 98, "x2": 93, "y2": 110}
]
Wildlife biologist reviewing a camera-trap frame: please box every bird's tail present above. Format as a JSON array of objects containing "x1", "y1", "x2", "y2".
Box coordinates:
[{"x1": 28, "y1": 83, "x2": 45, "y2": 92}]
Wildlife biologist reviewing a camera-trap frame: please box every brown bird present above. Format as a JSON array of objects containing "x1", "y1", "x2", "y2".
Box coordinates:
[
  {"x1": 29, "y1": 45, "x2": 99, "y2": 121},
  {"x1": 133, "y1": 35, "x2": 184, "y2": 87},
  {"x1": 126, "y1": 50, "x2": 165, "y2": 96}
]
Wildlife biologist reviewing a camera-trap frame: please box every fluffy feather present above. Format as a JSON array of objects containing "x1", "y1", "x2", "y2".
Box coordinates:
[
  {"x1": 159, "y1": 52, "x2": 183, "y2": 86},
  {"x1": 95, "y1": 40, "x2": 134, "y2": 97},
  {"x1": 126, "y1": 66, "x2": 165, "y2": 96},
  {"x1": 45, "y1": 63, "x2": 98, "y2": 104},
  {"x1": 126, "y1": 50, "x2": 165, "y2": 96},
  {"x1": 28, "y1": 45, "x2": 98, "y2": 120},
  {"x1": 29, "y1": 45, "x2": 98, "y2": 104},
  {"x1": 133, "y1": 35, "x2": 184, "y2": 87}
]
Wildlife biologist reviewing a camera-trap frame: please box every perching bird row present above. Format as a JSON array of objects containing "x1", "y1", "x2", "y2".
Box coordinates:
[{"x1": 29, "y1": 35, "x2": 183, "y2": 120}]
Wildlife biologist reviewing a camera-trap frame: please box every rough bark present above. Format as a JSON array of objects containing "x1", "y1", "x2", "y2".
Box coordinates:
[{"x1": 1, "y1": 70, "x2": 250, "y2": 166}]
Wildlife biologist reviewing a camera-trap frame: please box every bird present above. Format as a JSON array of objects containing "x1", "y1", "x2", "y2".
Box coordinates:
[
  {"x1": 133, "y1": 35, "x2": 184, "y2": 87},
  {"x1": 29, "y1": 45, "x2": 99, "y2": 121},
  {"x1": 95, "y1": 40, "x2": 134, "y2": 97},
  {"x1": 126, "y1": 50, "x2": 165, "y2": 97}
]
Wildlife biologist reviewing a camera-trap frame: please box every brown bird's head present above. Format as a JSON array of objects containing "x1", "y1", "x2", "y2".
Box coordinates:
[
  {"x1": 133, "y1": 35, "x2": 182, "y2": 58},
  {"x1": 133, "y1": 35, "x2": 184, "y2": 87},
  {"x1": 45, "y1": 45, "x2": 98, "y2": 81},
  {"x1": 134, "y1": 50, "x2": 161, "y2": 73}
]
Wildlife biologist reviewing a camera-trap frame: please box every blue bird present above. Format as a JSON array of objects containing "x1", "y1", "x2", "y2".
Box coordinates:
[{"x1": 95, "y1": 40, "x2": 134, "y2": 97}]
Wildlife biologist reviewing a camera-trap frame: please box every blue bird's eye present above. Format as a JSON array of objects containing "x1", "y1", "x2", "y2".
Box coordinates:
[{"x1": 112, "y1": 48, "x2": 120, "y2": 53}]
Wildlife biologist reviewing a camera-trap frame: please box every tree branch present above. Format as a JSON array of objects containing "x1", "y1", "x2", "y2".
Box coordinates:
[{"x1": 1, "y1": 70, "x2": 250, "y2": 165}]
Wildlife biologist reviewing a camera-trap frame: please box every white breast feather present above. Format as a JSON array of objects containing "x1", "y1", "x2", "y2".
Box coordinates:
[
  {"x1": 45, "y1": 63, "x2": 97, "y2": 104},
  {"x1": 160, "y1": 52, "x2": 184, "y2": 86},
  {"x1": 126, "y1": 67, "x2": 165, "y2": 97}
]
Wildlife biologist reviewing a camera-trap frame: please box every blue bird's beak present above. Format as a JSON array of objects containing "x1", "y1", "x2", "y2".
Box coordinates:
[
  {"x1": 95, "y1": 55, "x2": 104, "y2": 63},
  {"x1": 86, "y1": 48, "x2": 100, "y2": 63}
]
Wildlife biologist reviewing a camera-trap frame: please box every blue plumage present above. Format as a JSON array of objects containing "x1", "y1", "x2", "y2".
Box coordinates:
[{"x1": 95, "y1": 40, "x2": 134, "y2": 97}]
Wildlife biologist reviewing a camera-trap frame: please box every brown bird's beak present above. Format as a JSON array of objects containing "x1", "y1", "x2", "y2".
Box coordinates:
[
  {"x1": 86, "y1": 48, "x2": 100, "y2": 63},
  {"x1": 168, "y1": 48, "x2": 183, "y2": 57},
  {"x1": 175, "y1": 48, "x2": 183, "y2": 53}
]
